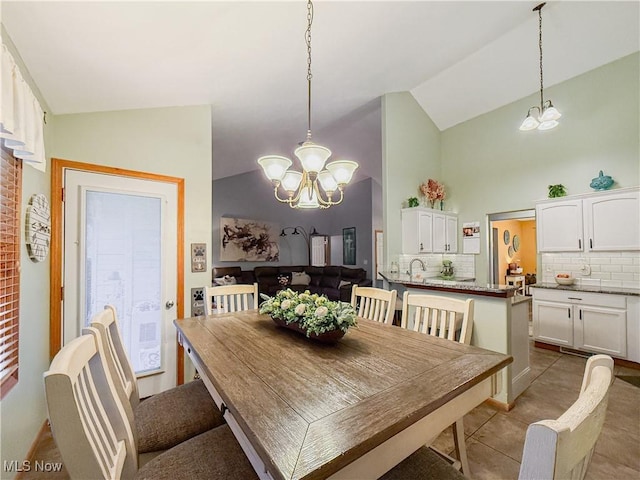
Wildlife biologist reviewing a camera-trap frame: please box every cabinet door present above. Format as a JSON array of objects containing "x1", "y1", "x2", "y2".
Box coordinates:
[
  {"x1": 432, "y1": 213, "x2": 446, "y2": 253},
  {"x1": 418, "y1": 212, "x2": 433, "y2": 253},
  {"x1": 536, "y1": 200, "x2": 583, "y2": 252},
  {"x1": 446, "y1": 215, "x2": 458, "y2": 253},
  {"x1": 401, "y1": 209, "x2": 433, "y2": 254},
  {"x1": 584, "y1": 191, "x2": 640, "y2": 251},
  {"x1": 533, "y1": 300, "x2": 573, "y2": 346},
  {"x1": 575, "y1": 305, "x2": 627, "y2": 357},
  {"x1": 401, "y1": 209, "x2": 420, "y2": 254}
]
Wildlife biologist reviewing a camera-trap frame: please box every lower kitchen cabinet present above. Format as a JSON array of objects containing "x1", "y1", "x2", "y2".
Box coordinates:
[
  {"x1": 532, "y1": 287, "x2": 630, "y2": 359},
  {"x1": 576, "y1": 305, "x2": 627, "y2": 357},
  {"x1": 534, "y1": 299, "x2": 574, "y2": 347}
]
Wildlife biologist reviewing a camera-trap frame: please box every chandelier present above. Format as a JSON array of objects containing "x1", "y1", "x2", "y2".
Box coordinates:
[
  {"x1": 519, "y1": 2, "x2": 562, "y2": 131},
  {"x1": 257, "y1": 0, "x2": 358, "y2": 209}
]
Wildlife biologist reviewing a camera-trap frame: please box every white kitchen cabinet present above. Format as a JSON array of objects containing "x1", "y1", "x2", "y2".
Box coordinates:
[
  {"x1": 536, "y1": 187, "x2": 640, "y2": 252},
  {"x1": 532, "y1": 288, "x2": 629, "y2": 359},
  {"x1": 536, "y1": 199, "x2": 583, "y2": 252},
  {"x1": 575, "y1": 305, "x2": 627, "y2": 357},
  {"x1": 433, "y1": 213, "x2": 458, "y2": 253},
  {"x1": 584, "y1": 190, "x2": 640, "y2": 251},
  {"x1": 533, "y1": 299, "x2": 574, "y2": 347},
  {"x1": 401, "y1": 208, "x2": 433, "y2": 254}
]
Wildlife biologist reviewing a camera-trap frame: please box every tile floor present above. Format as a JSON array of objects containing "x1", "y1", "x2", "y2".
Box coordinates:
[
  {"x1": 431, "y1": 344, "x2": 640, "y2": 479},
  {"x1": 23, "y1": 343, "x2": 640, "y2": 480}
]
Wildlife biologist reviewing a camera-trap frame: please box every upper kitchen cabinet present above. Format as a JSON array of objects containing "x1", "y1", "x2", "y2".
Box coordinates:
[
  {"x1": 536, "y1": 199, "x2": 584, "y2": 252},
  {"x1": 433, "y1": 212, "x2": 458, "y2": 253},
  {"x1": 584, "y1": 190, "x2": 639, "y2": 251},
  {"x1": 401, "y1": 207, "x2": 433, "y2": 254},
  {"x1": 536, "y1": 187, "x2": 640, "y2": 252}
]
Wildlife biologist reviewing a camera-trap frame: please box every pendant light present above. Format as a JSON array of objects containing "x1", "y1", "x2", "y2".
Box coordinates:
[
  {"x1": 519, "y1": 2, "x2": 562, "y2": 131},
  {"x1": 257, "y1": 0, "x2": 358, "y2": 209}
]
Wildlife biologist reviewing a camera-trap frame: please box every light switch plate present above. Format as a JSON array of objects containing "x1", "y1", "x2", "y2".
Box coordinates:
[{"x1": 191, "y1": 287, "x2": 205, "y2": 317}]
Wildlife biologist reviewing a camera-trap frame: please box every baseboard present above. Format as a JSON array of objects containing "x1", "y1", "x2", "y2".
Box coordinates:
[
  {"x1": 484, "y1": 397, "x2": 514, "y2": 412},
  {"x1": 534, "y1": 341, "x2": 640, "y2": 370},
  {"x1": 14, "y1": 420, "x2": 49, "y2": 480}
]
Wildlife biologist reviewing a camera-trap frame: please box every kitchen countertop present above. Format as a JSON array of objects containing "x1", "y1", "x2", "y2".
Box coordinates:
[
  {"x1": 380, "y1": 272, "x2": 519, "y2": 298},
  {"x1": 532, "y1": 282, "x2": 640, "y2": 297}
]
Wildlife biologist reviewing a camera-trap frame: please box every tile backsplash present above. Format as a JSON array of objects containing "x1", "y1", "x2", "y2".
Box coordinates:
[
  {"x1": 396, "y1": 253, "x2": 475, "y2": 279},
  {"x1": 541, "y1": 252, "x2": 640, "y2": 289}
]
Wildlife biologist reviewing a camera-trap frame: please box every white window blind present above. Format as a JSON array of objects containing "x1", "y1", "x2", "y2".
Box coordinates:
[{"x1": 0, "y1": 147, "x2": 22, "y2": 398}]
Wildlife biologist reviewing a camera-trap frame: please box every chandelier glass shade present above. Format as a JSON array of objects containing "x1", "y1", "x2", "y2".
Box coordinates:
[
  {"x1": 257, "y1": 0, "x2": 358, "y2": 209},
  {"x1": 519, "y1": 2, "x2": 561, "y2": 132}
]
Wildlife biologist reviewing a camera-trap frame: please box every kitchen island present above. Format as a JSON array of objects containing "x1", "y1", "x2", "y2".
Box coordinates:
[{"x1": 381, "y1": 273, "x2": 530, "y2": 409}]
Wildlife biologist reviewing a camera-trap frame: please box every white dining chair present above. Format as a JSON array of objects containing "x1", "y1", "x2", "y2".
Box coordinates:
[
  {"x1": 382, "y1": 354, "x2": 614, "y2": 480},
  {"x1": 204, "y1": 283, "x2": 259, "y2": 315},
  {"x1": 519, "y1": 354, "x2": 614, "y2": 480},
  {"x1": 400, "y1": 292, "x2": 473, "y2": 344},
  {"x1": 400, "y1": 292, "x2": 474, "y2": 474},
  {"x1": 44, "y1": 332, "x2": 257, "y2": 480},
  {"x1": 350, "y1": 286, "x2": 398, "y2": 324},
  {"x1": 87, "y1": 306, "x2": 225, "y2": 455}
]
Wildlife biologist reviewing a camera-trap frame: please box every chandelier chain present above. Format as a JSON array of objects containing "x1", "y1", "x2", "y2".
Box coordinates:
[
  {"x1": 538, "y1": 5, "x2": 544, "y2": 109},
  {"x1": 306, "y1": 0, "x2": 314, "y2": 138}
]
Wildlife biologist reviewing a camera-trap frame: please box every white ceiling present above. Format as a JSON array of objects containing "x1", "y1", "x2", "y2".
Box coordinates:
[{"x1": 2, "y1": 1, "x2": 638, "y2": 183}]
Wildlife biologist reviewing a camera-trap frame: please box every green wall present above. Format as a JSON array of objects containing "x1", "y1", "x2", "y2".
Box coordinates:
[
  {"x1": 442, "y1": 52, "x2": 640, "y2": 281},
  {"x1": 382, "y1": 92, "x2": 441, "y2": 262}
]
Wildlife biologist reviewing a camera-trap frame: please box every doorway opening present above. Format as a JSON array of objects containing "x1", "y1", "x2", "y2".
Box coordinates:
[{"x1": 488, "y1": 209, "x2": 537, "y2": 292}]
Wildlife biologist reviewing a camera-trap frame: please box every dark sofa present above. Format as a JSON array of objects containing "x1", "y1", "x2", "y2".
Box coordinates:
[{"x1": 212, "y1": 265, "x2": 371, "y2": 302}]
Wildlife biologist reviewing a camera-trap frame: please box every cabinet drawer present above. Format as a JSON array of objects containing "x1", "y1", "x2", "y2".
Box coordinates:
[{"x1": 531, "y1": 288, "x2": 626, "y2": 309}]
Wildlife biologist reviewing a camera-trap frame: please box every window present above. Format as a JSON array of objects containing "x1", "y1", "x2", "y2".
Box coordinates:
[{"x1": 0, "y1": 147, "x2": 22, "y2": 399}]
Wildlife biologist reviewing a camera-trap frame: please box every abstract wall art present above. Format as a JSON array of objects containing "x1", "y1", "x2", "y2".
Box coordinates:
[{"x1": 220, "y1": 217, "x2": 280, "y2": 261}]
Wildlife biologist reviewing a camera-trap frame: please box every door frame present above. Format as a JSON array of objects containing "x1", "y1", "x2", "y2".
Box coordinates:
[
  {"x1": 50, "y1": 158, "x2": 185, "y2": 384},
  {"x1": 486, "y1": 209, "x2": 535, "y2": 285}
]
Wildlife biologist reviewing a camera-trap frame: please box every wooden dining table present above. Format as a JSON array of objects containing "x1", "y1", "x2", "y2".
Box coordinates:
[{"x1": 174, "y1": 311, "x2": 512, "y2": 480}]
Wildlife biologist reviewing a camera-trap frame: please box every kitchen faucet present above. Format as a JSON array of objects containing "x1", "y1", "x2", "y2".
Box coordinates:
[{"x1": 409, "y1": 258, "x2": 426, "y2": 279}]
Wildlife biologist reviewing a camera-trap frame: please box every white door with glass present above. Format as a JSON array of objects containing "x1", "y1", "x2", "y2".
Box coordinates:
[{"x1": 63, "y1": 170, "x2": 178, "y2": 397}]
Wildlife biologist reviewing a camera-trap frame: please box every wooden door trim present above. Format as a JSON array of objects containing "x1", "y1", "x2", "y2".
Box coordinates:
[{"x1": 50, "y1": 158, "x2": 185, "y2": 384}]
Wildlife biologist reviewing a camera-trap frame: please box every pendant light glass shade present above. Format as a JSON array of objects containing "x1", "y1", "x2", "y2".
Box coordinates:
[
  {"x1": 257, "y1": 156, "x2": 292, "y2": 181},
  {"x1": 540, "y1": 101, "x2": 562, "y2": 122},
  {"x1": 318, "y1": 170, "x2": 338, "y2": 193},
  {"x1": 294, "y1": 142, "x2": 332, "y2": 173},
  {"x1": 537, "y1": 119, "x2": 559, "y2": 131},
  {"x1": 281, "y1": 171, "x2": 303, "y2": 193},
  {"x1": 519, "y1": 110, "x2": 540, "y2": 131},
  {"x1": 297, "y1": 188, "x2": 320, "y2": 209},
  {"x1": 326, "y1": 160, "x2": 358, "y2": 185}
]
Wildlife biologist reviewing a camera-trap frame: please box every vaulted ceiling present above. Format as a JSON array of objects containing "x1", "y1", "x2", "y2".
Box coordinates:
[{"x1": 3, "y1": 1, "x2": 638, "y2": 183}]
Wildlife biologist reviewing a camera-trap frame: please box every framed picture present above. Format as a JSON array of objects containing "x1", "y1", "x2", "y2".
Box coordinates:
[
  {"x1": 343, "y1": 227, "x2": 356, "y2": 265},
  {"x1": 220, "y1": 217, "x2": 280, "y2": 261}
]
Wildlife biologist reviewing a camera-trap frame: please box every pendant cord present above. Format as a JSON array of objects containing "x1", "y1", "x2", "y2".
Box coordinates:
[
  {"x1": 537, "y1": 4, "x2": 544, "y2": 109},
  {"x1": 306, "y1": 0, "x2": 313, "y2": 140}
]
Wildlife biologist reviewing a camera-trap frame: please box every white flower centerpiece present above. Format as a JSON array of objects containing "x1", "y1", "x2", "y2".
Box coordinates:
[{"x1": 259, "y1": 288, "x2": 357, "y2": 342}]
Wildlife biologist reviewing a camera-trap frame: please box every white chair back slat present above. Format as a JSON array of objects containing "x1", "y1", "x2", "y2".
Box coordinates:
[
  {"x1": 44, "y1": 333, "x2": 137, "y2": 480},
  {"x1": 401, "y1": 293, "x2": 474, "y2": 345},
  {"x1": 74, "y1": 368, "x2": 114, "y2": 477},
  {"x1": 86, "y1": 306, "x2": 140, "y2": 421},
  {"x1": 205, "y1": 283, "x2": 259, "y2": 315},
  {"x1": 519, "y1": 355, "x2": 614, "y2": 480},
  {"x1": 351, "y1": 286, "x2": 397, "y2": 324}
]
